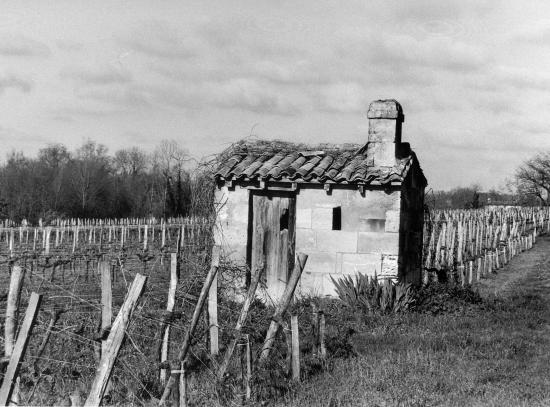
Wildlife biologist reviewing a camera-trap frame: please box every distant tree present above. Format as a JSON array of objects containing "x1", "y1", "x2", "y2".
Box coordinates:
[
  {"x1": 37, "y1": 144, "x2": 71, "y2": 215},
  {"x1": 151, "y1": 139, "x2": 192, "y2": 217},
  {"x1": 113, "y1": 147, "x2": 148, "y2": 176},
  {"x1": 432, "y1": 184, "x2": 482, "y2": 209},
  {"x1": 67, "y1": 140, "x2": 113, "y2": 217},
  {"x1": 0, "y1": 138, "x2": 210, "y2": 223},
  {"x1": 0, "y1": 151, "x2": 38, "y2": 221},
  {"x1": 515, "y1": 152, "x2": 550, "y2": 205}
]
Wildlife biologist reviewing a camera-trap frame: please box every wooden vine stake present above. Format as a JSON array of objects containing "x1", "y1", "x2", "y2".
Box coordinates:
[
  {"x1": 259, "y1": 253, "x2": 308, "y2": 363},
  {"x1": 84, "y1": 273, "x2": 147, "y2": 407},
  {"x1": 319, "y1": 311, "x2": 326, "y2": 359},
  {"x1": 4, "y1": 265, "x2": 26, "y2": 406},
  {"x1": 208, "y1": 269, "x2": 219, "y2": 357},
  {"x1": 291, "y1": 315, "x2": 300, "y2": 382},
  {"x1": 100, "y1": 262, "x2": 112, "y2": 357},
  {"x1": 217, "y1": 260, "x2": 264, "y2": 379},
  {"x1": 0, "y1": 293, "x2": 42, "y2": 407},
  {"x1": 159, "y1": 246, "x2": 220, "y2": 405},
  {"x1": 160, "y1": 253, "x2": 178, "y2": 386},
  {"x1": 243, "y1": 334, "x2": 252, "y2": 401},
  {"x1": 177, "y1": 363, "x2": 188, "y2": 407}
]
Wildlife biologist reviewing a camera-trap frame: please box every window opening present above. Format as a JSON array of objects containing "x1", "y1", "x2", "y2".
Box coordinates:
[
  {"x1": 332, "y1": 206, "x2": 342, "y2": 230},
  {"x1": 280, "y1": 208, "x2": 289, "y2": 231}
]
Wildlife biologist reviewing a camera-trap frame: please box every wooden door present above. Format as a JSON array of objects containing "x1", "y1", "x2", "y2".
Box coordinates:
[{"x1": 249, "y1": 191, "x2": 296, "y2": 301}]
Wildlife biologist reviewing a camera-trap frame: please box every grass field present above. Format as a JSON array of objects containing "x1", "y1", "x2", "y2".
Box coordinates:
[{"x1": 274, "y1": 236, "x2": 550, "y2": 407}]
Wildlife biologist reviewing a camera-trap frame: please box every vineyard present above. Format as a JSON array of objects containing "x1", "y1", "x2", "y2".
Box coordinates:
[
  {"x1": 0, "y1": 207, "x2": 549, "y2": 406},
  {"x1": 423, "y1": 207, "x2": 550, "y2": 284}
]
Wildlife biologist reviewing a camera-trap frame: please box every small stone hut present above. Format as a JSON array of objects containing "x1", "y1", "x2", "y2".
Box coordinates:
[{"x1": 214, "y1": 99, "x2": 427, "y2": 299}]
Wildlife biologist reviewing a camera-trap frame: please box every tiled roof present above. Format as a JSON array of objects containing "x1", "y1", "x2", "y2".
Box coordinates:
[{"x1": 215, "y1": 141, "x2": 423, "y2": 185}]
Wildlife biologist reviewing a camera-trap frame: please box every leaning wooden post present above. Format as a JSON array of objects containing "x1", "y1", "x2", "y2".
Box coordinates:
[
  {"x1": 5, "y1": 265, "x2": 26, "y2": 356},
  {"x1": 33, "y1": 308, "x2": 62, "y2": 374},
  {"x1": 100, "y1": 262, "x2": 112, "y2": 358},
  {"x1": 160, "y1": 253, "x2": 178, "y2": 386},
  {"x1": 0, "y1": 293, "x2": 42, "y2": 407},
  {"x1": 217, "y1": 261, "x2": 264, "y2": 379},
  {"x1": 259, "y1": 253, "x2": 308, "y2": 363},
  {"x1": 158, "y1": 246, "x2": 220, "y2": 405},
  {"x1": 84, "y1": 274, "x2": 147, "y2": 407},
  {"x1": 291, "y1": 315, "x2": 300, "y2": 382}
]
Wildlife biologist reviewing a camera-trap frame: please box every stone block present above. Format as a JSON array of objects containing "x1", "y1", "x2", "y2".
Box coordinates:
[
  {"x1": 358, "y1": 218, "x2": 386, "y2": 232},
  {"x1": 296, "y1": 208, "x2": 312, "y2": 229},
  {"x1": 339, "y1": 253, "x2": 381, "y2": 276},
  {"x1": 357, "y1": 232, "x2": 399, "y2": 254},
  {"x1": 341, "y1": 190, "x2": 401, "y2": 231},
  {"x1": 302, "y1": 251, "x2": 337, "y2": 275},
  {"x1": 315, "y1": 230, "x2": 358, "y2": 253},
  {"x1": 296, "y1": 228, "x2": 316, "y2": 251},
  {"x1": 312, "y1": 207, "x2": 334, "y2": 230},
  {"x1": 385, "y1": 210, "x2": 400, "y2": 232}
]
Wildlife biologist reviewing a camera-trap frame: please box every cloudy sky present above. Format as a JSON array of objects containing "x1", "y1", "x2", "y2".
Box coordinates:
[{"x1": 1, "y1": 0, "x2": 549, "y2": 190}]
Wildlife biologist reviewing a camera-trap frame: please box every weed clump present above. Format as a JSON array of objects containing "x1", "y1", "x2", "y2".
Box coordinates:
[
  {"x1": 411, "y1": 282, "x2": 482, "y2": 314},
  {"x1": 330, "y1": 273, "x2": 416, "y2": 315}
]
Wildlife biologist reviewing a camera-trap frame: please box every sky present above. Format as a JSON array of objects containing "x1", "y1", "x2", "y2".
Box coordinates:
[{"x1": 1, "y1": 0, "x2": 550, "y2": 190}]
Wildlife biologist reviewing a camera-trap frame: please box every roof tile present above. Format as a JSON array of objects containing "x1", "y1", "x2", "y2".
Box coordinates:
[{"x1": 215, "y1": 141, "x2": 424, "y2": 186}]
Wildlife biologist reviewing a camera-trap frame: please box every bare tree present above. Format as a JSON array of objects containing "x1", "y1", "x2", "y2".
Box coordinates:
[
  {"x1": 114, "y1": 147, "x2": 148, "y2": 176},
  {"x1": 515, "y1": 152, "x2": 550, "y2": 205},
  {"x1": 151, "y1": 139, "x2": 190, "y2": 177},
  {"x1": 68, "y1": 140, "x2": 112, "y2": 216},
  {"x1": 151, "y1": 140, "x2": 192, "y2": 217},
  {"x1": 38, "y1": 144, "x2": 70, "y2": 213}
]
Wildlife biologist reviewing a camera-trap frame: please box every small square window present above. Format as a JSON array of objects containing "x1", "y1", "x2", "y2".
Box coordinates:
[{"x1": 332, "y1": 207, "x2": 341, "y2": 230}]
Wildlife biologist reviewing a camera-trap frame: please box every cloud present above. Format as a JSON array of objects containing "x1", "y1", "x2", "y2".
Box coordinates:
[
  {"x1": 495, "y1": 66, "x2": 550, "y2": 91},
  {"x1": 206, "y1": 78, "x2": 303, "y2": 115},
  {"x1": 317, "y1": 82, "x2": 368, "y2": 114},
  {"x1": 120, "y1": 20, "x2": 200, "y2": 59},
  {"x1": 337, "y1": 28, "x2": 489, "y2": 75},
  {"x1": 0, "y1": 34, "x2": 50, "y2": 57},
  {"x1": 0, "y1": 74, "x2": 33, "y2": 94},
  {"x1": 56, "y1": 39, "x2": 84, "y2": 52},
  {"x1": 512, "y1": 20, "x2": 550, "y2": 45},
  {"x1": 74, "y1": 85, "x2": 150, "y2": 109},
  {"x1": 145, "y1": 78, "x2": 306, "y2": 116},
  {"x1": 60, "y1": 65, "x2": 132, "y2": 86}
]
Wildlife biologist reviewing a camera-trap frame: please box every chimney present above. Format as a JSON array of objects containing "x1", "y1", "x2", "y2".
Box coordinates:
[{"x1": 366, "y1": 99, "x2": 404, "y2": 166}]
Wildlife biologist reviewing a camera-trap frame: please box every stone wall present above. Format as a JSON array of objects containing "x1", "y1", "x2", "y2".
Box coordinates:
[
  {"x1": 294, "y1": 186, "x2": 401, "y2": 296},
  {"x1": 214, "y1": 185, "x2": 250, "y2": 262},
  {"x1": 214, "y1": 184, "x2": 415, "y2": 297}
]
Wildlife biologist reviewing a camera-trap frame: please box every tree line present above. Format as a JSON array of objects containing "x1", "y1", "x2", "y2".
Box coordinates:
[
  {"x1": 2, "y1": 139, "x2": 548, "y2": 220},
  {"x1": 428, "y1": 151, "x2": 550, "y2": 210},
  {"x1": 0, "y1": 139, "x2": 216, "y2": 223}
]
